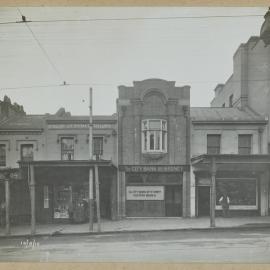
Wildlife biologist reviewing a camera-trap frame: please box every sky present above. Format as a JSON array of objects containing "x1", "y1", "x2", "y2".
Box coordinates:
[{"x1": 0, "y1": 7, "x2": 267, "y2": 115}]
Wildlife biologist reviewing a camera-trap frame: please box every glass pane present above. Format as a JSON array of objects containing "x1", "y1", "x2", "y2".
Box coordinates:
[
  {"x1": 93, "y1": 137, "x2": 103, "y2": 155},
  {"x1": 149, "y1": 132, "x2": 155, "y2": 150},
  {"x1": 155, "y1": 131, "x2": 160, "y2": 150},
  {"x1": 239, "y1": 147, "x2": 251, "y2": 155},
  {"x1": 216, "y1": 179, "x2": 256, "y2": 206},
  {"x1": 61, "y1": 138, "x2": 74, "y2": 150},
  {"x1": 162, "y1": 120, "x2": 167, "y2": 130},
  {"x1": 239, "y1": 135, "x2": 252, "y2": 147},
  {"x1": 142, "y1": 120, "x2": 147, "y2": 130},
  {"x1": 162, "y1": 131, "x2": 166, "y2": 150},
  {"x1": 0, "y1": 145, "x2": 6, "y2": 166},
  {"x1": 149, "y1": 120, "x2": 161, "y2": 130},
  {"x1": 144, "y1": 131, "x2": 147, "y2": 150},
  {"x1": 21, "y1": 144, "x2": 34, "y2": 161},
  {"x1": 207, "y1": 147, "x2": 220, "y2": 154}
]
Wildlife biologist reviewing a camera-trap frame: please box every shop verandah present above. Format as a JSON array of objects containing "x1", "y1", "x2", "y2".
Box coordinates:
[
  {"x1": 0, "y1": 160, "x2": 117, "y2": 235},
  {"x1": 191, "y1": 154, "x2": 270, "y2": 227}
]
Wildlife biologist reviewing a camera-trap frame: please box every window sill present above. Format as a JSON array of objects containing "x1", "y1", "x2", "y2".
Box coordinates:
[{"x1": 142, "y1": 152, "x2": 167, "y2": 160}]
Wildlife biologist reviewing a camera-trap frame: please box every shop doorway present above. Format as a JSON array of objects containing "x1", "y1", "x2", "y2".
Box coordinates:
[
  {"x1": 99, "y1": 177, "x2": 111, "y2": 219},
  {"x1": 165, "y1": 186, "x2": 182, "y2": 217},
  {"x1": 198, "y1": 186, "x2": 210, "y2": 216}
]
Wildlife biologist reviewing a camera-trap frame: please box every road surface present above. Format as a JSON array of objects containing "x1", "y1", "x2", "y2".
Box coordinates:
[{"x1": 0, "y1": 228, "x2": 270, "y2": 262}]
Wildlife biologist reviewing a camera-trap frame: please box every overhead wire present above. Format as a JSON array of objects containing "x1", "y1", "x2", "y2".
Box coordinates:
[
  {"x1": 2, "y1": 77, "x2": 270, "y2": 92},
  {"x1": 0, "y1": 14, "x2": 265, "y2": 26},
  {"x1": 16, "y1": 8, "x2": 64, "y2": 84}
]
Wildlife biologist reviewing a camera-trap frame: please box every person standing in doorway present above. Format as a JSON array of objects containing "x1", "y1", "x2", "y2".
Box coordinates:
[{"x1": 219, "y1": 193, "x2": 230, "y2": 218}]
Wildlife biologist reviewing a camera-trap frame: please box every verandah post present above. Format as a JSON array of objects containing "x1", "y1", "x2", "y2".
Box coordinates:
[
  {"x1": 5, "y1": 178, "x2": 10, "y2": 235},
  {"x1": 210, "y1": 157, "x2": 216, "y2": 228},
  {"x1": 29, "y1": 164, "x2": 36, "y2": 235}
]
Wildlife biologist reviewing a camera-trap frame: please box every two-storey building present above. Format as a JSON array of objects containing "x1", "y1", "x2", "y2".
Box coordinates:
[
  {"x1": 190, "y1": 107, "x2": 269, "y2": 218},
  {"x1": 117, "y1": 79, "x2": 191, "y2": 218},
  {"x1": 0, "y1": 108, "x2": 118, "y2": 224}
]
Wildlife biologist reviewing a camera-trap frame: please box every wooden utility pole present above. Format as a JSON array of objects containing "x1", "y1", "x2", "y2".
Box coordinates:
[
  {"x1": 95, "y1": 165, "x2": 101, "y2": 232},
  {"x1": 29, "y1": 164, "x2": 36, "y2": 235},
  {"x1": 5, "y1": 178, "x2": 10, "y2": 235},
  {"x1": 89, "y1": 87, "x2": 94, "y2": 231},
  {"x1": 210, "y1": 157, "x2": 217, "y2": 228}
]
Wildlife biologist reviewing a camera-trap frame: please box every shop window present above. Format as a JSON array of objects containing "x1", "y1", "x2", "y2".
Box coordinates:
[
  {"x1": 44, "y1": 185, "x2": 49, "y2": 209},
  {"x1": 0, "y1": 144, "x2": 6, "y2": 166},
  {"x1": 61, "y1": 137, "x2": 74, "y2": 160},
  {"x1": 142, "y1": 119, "x2": 167, "y2": 153},
  {"x1": 20, "y1": 144, "x2": 34, "y2": 161},
  {"x1": 207, "y1": 135, "x2": 221, "y2": 154},
  {"x1": 93, "y1": 137, "x2": 103, "y2": 159},
  {"x1": 216, "y1": 179, "x2": 257, "y2": 208},
  {"x1": 238, "y1": 135, "x2": 252, "y2": 155}
]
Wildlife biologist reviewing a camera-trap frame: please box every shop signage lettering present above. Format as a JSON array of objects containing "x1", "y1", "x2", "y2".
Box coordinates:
[
  {"x1": 48, "y1": 123, "x2": 113, "y2": 129},
  {"x1": 119, "y1": 165, "x2": 189, "y2": 172},
  {"x1": 126, "y1": 186, "x2": 164, "y2": 200}
]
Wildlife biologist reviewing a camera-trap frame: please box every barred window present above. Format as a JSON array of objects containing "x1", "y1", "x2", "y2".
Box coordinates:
[{"x1": 142, "y1": 119, "x2": 167, "y2": 153}]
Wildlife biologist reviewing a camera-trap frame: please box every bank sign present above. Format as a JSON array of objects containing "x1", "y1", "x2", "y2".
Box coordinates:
[
  {"x1": 126, "y1": 186, "x2": 164, "y2": 200},
  {"x1": 119, "y1": 165, "x2": 189, "y2": 172}
]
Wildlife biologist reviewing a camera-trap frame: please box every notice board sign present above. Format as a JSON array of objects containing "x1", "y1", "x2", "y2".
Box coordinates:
[{"x1": 126, "y1": 186, "x2": 164, "y2": 200}]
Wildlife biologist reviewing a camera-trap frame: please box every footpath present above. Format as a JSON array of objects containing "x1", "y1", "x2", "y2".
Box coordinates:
[{"x1": 0, "y1": 216, "x2": 270, "y2": 238}]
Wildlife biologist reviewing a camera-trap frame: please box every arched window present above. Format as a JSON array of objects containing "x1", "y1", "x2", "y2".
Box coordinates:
[{"x1": 142, "y1": 119, "x2": 167, "y2": 153}]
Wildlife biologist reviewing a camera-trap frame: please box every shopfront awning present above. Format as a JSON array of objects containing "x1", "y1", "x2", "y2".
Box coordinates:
[
  {"x1": 191, "y1": 154, "x2": 270, "y2": 173},
  {"x1": 18, "y1": 159, "x2": 116, "y2": 168}
]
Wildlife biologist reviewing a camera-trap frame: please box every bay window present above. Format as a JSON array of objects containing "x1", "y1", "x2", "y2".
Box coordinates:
[{"x1": 142, "y1": 119, "x2": 167, "y2": 153}]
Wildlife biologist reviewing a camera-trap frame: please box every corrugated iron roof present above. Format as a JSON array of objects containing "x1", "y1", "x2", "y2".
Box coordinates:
[
  {"x1": 0, "y1": 114, "x2": 117, "y2": 130},
  {"x1": 191, "y1": 107, "x2": 267, "y2": 122}
]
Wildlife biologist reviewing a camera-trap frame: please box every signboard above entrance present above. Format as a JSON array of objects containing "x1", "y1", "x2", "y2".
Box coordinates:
[
  {"x1": 119, "y1": 165, "x2": 189, "y2": 173},
  {"x1": 47, "y1": 123, "x2": 114, "y2": 130},
  {"x1": 126, "y1": 186, "x2": 164, "y2": 200}
]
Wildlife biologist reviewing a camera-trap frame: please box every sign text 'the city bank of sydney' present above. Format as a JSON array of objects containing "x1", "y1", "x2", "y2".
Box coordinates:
[{"x1": 119, "y1": 165, "x2": 189, "y2": 173}]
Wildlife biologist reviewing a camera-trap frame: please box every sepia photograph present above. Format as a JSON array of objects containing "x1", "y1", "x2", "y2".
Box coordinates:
[{"x1": 0, "y1": 5, "x2": 270, "y2": 264}]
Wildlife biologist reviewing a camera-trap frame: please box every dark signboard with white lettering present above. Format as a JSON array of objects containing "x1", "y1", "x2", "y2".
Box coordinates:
[{"x1": 119, "y1": 165, "x2": 189, "y2": 173}]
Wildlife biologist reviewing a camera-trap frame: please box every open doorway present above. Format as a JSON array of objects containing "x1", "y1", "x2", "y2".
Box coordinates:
[{"x1": 198, "y1": 186, "x2": 210, "y2": 216}]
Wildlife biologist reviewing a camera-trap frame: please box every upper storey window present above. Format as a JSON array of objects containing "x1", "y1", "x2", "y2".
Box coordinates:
[
  {"x1": 207, "y1": 135, "x2": 221, "y2": 154},
  {"x1": 0, "y1": 145, "x2": 6, "y2": 166},
  {"x1": 142, "y1": 119, "x2": 167, "y2": 153},
  {"x1": 21, "y1": 144, "x2": 34, "y2": 162},
  {"x1": 238, "y1": 135, "x2": 252, "y2": 155},
  {"x1": 61, "y1": 137, "x2": 74, "y2": 160}
]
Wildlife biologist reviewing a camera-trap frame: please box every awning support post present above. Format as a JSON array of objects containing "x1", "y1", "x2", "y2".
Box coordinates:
[
  {"x1": 95, "y1": 165, "x2": 101, "y2": 232},
  {"x1": 89, "y1": 167, "x2": 94, "y2": 231},
  {"x1": 210, "y1": 157, "x2": 217, "y2": 228},
  {"x1": 29, "y1": 164, "x2": 36, "y2": 235},
  {"x1": 5, "y1": 178, "x2": 10, "y2": 235}
]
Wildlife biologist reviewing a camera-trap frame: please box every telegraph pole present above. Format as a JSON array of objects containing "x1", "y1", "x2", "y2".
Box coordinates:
[{"x1": 89, "y1": 87, "x2": 94, "y2": 231}]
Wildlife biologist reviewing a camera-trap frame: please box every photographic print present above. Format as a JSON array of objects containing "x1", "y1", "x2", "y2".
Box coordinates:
[{"x1": 0, "y1": 5, "x2": 270, "y2": 264}]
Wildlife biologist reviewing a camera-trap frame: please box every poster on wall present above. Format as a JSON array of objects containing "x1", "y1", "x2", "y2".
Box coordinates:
[{"x1": 126, "y1": 186, "x2": 164, "y2": 200}]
